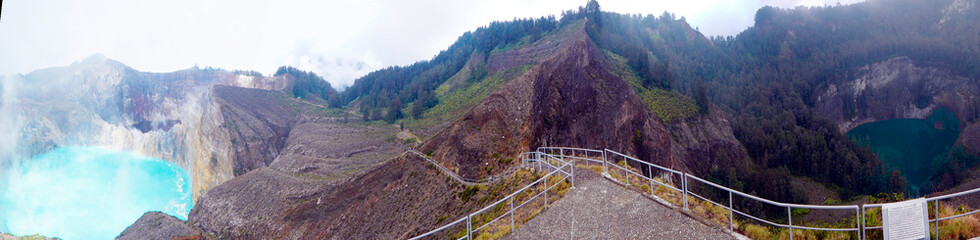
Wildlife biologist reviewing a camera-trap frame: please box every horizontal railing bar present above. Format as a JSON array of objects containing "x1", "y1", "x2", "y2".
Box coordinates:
[
  {"x1": 538, "y1": 153, "x2": 572, "y2": 165},
  {"x1": 732, "y1": 208, "x2": 789, "y2": 229},
  {"x1": 530, "y1": 158, "x2": 571, "y2": 177},
  {"x1": 473, "y1": 211, "x2": 510, "y2": 232},
  {"x1": 926, "y1": 187, "x2": 980, "y2": 201},
  {"x1": 605, "y1": 149, "x2": 683, "y2": 174},
  {"x1": 792, "y1": 225, "x2": 859, "y2": 232},
  {"x1": 473, "y1": 175, "x2": 568, "y2": 233},
  {"x1": 688, "y1": 192, "x2": 726, "y2": 211},
  {"x1": 410, "y1": 216, "x2": 468, "y2": 239},
  {"x1": 537, "y1": 147, "x2": 603, "y2": 154},
  {"x1": 626, "y1": 170, "x2": 683, "y2": 193},
  {"x1": 687, "y1": 174, "x2": 855, "y2": 210},
  {"x1": 475, "y1": 165, "x2": 567, "y2": 215},
  {"x1": 560, "y1": 155, "x2": 603, "y2": 163},
  {"x1": 936, "y1": 208, "x2": 980, "y2": 222}
]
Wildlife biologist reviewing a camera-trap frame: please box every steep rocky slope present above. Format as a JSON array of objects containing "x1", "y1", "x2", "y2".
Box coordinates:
[
  {"x1": 214, "y1": 85, "x2": 301, "y2": 176},
  {"x1": 420, "y1": 22, "x2": 748, "y2": 180},
  {"x1": 116, "y1": 211, "x2": 205, "y2": 240}
]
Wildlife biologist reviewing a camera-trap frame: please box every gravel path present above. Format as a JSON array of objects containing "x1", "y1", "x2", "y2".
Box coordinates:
[{"x1": 505, "y1": 168, "x2": 733, "y2": 240}]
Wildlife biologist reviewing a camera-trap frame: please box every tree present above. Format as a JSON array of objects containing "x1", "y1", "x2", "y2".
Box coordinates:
[
  {"x1": 411, "y1": 102, "x2": 424, "y2": 120},
  {"x1": 385, "y1": 99, "x2": 404, "y2": 123},
  {"x1": 412, "y1": 90, "x2": 438, "y2": 119},
  {"x1": 371, "y1": 108, "x2": 383, "y2": 121},
  {"x1": 275, "y1": 66, "x2": 337, "y2": 104},
  {"x1": 585, "y1": 0, "x2": 601, "y2": 26},
  {"x1": 695, "y1": 79, "x2": 709, "y2": 115},
  {"x1": 888, "y1": 169, "x2": 907, "y2": 194},
  {"x1": 360, "y1": 103, "x2": 370, "y2": 122}
]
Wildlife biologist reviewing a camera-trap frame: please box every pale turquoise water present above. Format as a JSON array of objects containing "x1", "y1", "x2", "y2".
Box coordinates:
[{"x1": 0, "y1": 146, "x2": 192, "y2": 240}]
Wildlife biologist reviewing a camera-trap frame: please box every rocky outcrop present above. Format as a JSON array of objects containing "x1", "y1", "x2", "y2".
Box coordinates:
[
  {"x1": 116, "y1": 212, "x2": 203, "y2": 240},
  {"x1": 666, "y1": 107, "x2": 750, "y2": 177},
  {"x1": 214, "y1": 85, "x2": 299, "y2": 176}
]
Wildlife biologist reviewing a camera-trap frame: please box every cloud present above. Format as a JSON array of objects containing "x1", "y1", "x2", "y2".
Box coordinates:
[
  {"x1": 278, "y1": 39, "x2": 375, "y2": 89},
  {"x1": 0, "y1": 0, "x2": 865, "y2": 89}
]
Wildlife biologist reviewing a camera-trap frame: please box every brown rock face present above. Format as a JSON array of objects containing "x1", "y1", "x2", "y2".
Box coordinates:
[{"x1": 214, "y1": 85, "x2": 300, "y2": 176}]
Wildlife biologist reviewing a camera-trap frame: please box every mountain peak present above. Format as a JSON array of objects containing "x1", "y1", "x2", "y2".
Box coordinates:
[{"x1": 74, "y1": 53, "x2": 129, "y2": 71}]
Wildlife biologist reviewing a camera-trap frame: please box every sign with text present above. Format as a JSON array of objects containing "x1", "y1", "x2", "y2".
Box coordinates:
[{"x1": 882, "y1": 198, "x2": 929, "y2": 240}]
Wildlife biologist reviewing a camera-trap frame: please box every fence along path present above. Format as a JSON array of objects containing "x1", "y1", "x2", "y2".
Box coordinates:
[
  {"x1": 410, "y1": 151, "x2": 574, "y2": 240},
  {"x1": 406, "y1": 149, "x2": 519, "y2": 186},
  {"x1": 412, "y1": 147, "x2": 980, "y2": 240}
]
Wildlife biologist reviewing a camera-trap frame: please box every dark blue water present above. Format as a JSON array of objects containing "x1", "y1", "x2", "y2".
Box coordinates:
[{"x1": 0, "y1": 146, "x2": 192, "y2": 240}]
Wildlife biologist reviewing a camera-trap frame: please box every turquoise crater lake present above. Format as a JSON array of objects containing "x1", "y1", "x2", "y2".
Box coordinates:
[{"x1": 0, "y1": 146, "x2": 193, "y2": 240}]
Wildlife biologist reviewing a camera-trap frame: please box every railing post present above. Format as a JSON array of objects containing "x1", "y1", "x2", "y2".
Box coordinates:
[
  {"x1": 859, "y1": 206, "x2": 863, "y2": 240},
  {"x1": 788, "y1": 207, "x2": 793, "y2": 240},
  {"x1": 647, "y1": 164, "x2": 652, "y2": 191},
  {"x1": 602, "y1": 149, "x2": 608, "y2": 175},
  {"x1": 729, "y1": 191, "x2": 734, "y2": 234},
  {"x1": 625, "y1": 158, "x2": 630, "y2": 186},
  {"x1": 467, "y1": 214, "x2": 472, "y2": 240},
  {"x1": 510, "y1": 197, "x2": 515, "y2": 232},
  {"x1": 537, "y1": 154, "x2": 542, "y2": 172},
  {"x1": 934, "y1": 199, "x2": 940, "y2": 239},
  {"x1": 649, "y1": 175, "x2": 654, "y2": 197},
  {"x1": 682, "y1": 173, "x2": 688, "y2": 210},
  {"x1": 856, "y1": 207, "x2": 862, "y2": 240},
  {"x1": 571, "y1": 160, "x2": 575, "y2": 188}
]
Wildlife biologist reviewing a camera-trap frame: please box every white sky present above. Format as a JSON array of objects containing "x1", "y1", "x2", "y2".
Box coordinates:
[{"x1": 0, "y1": 0, "x2": 861, "y2": 89}]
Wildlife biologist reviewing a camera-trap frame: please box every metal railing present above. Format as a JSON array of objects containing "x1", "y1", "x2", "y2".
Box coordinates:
[
  {"x1": 411, "y1": 151, "x2": 573, "y2": 240},
  {"x1": 583, "y1": 147, "x2": 861, "y2": 239},
  {"x1": 407, "y1": 149, "x2": 495, "y2": 184},
  {"x1": 412, "y1": 146, "x2": 980, "y2": 240},
  {"x1": 861, "y1": 187, "x2": 980, "y2": 239}
]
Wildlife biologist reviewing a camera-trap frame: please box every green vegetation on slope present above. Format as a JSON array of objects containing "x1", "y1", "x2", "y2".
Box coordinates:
[
  {"x1": 344, "y1": 16, "x2": 560, "y2": 124},
  {"x1": 604, "y1": 51, "x2": 697, "y2": 122},
  {"x1": 274, "y1": 66, "x2": 338, "y2": 106}
]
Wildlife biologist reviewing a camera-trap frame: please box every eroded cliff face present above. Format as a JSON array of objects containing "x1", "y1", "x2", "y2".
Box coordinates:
[
  {"x1": 815, "y1": 56, "x2": 979, "y2": 132},
  {"x1": 188, "y1": 86, "x2": 406, "y2": 239}
]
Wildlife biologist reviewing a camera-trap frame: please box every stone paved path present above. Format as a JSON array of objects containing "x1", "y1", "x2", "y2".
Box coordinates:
[{"x1": 505, "y1": 168, "x2": 732, "y2": 240}]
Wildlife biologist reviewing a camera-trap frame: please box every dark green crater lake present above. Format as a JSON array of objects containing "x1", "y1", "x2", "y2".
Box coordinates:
[{"x1": 847, "y1": 109, "x2": 960, "y2": 195}]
